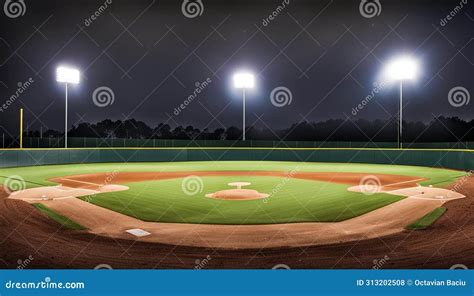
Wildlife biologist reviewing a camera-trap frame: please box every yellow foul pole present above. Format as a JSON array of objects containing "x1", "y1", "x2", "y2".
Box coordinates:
[{"x1": 19, "y1": 108, "x2": 23, "y2": 149}]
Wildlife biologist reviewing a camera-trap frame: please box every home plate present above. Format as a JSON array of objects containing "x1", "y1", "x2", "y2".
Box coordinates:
[{"x1": 125, "y1": 229, "x2": 151, "y2": 237}]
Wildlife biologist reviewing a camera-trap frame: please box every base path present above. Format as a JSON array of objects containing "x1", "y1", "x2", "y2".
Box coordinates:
[{"x1": 9, "y1": 171, "x2": 465, "y2": 249}]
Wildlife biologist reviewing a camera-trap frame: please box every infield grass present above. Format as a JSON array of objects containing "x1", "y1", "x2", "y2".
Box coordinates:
[
  {"x1": 0, "y1": 161, "x2": 466, "y2": 225},
  {"x1": 85, "y1": 176, "x2": 404, "y2": 224}
]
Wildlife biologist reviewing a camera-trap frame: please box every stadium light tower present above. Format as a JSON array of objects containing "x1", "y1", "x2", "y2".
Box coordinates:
[
  {"x1": 233, "y1": 72, "x2": 255, "y2": 141},
  {"x1": 56, "y1": 66, "x2": 80, "y2": 148},
  {"x1": 384, "y1": 56, "x2": 418, "y2": 149}
]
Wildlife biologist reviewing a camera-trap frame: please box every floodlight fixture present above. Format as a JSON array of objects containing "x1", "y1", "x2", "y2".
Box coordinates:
[
  {"x1": 56, "y1": 66, "x2": 80, "y2": 84},
  {"x1": 233, "y1": 72, "x2": 255, "y2": 141},
  {"x1": 383, "y1": 56, "x2": 419, "y2": 149},
  {"x1": 56, "y1": 66, "x2": 80, "y2": 148},
  {"x1": 233, "y1": 72, "x2": 255, "y2": 89}
]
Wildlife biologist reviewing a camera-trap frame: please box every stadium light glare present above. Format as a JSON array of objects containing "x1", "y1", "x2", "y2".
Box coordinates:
[
  {"x1": 383, "y1": 56, "x2": 419, "y2": 149},
  {"x1": 233, "y1": 72, "x2": 255, "y2": 89},
  {"x1": 56, "y1": 66, "x2": 80, "y2": 84},
  {"x1": 56, "y1": 66, "x2": 80, "y2": 148},
  {"x1": 385, "y1": 56, "x2": 418, "y2": 80},
  {"x1": 233, "y1": 72, "x2": 255, "y2": 141}
]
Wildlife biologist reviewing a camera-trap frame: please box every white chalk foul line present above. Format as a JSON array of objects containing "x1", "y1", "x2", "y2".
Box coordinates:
[
  {"x1": 382, "y1": 178, "x2": 426, "y2": 188},
  {"x1": 58, "y1": 178, "x2": 103, "y2": 187}
]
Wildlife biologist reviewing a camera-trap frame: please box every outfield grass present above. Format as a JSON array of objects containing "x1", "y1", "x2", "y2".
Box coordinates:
[
  {"x1": 0, "y1": 161, "x2": 466, "y2": 187},
  {"x1": 0, "y1": 162, "x2": 466, "y2": 225},
  {"x1": 406, "y1": 207, "x2": 447, "y2": 230},
  {"x1": 32, "y1": 203, "x2": 86, "y2": 230}
]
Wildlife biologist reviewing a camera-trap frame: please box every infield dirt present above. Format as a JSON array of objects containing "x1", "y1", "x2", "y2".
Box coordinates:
[
  {"x1": 0, "y1": 171, "x2": 472, "y2": 269},
  {"x1": 5, "y1": 171, "x2": 463, "y2": 249}
]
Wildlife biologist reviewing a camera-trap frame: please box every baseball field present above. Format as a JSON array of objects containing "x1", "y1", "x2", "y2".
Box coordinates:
[{"x1": 2, "y1": 160, "x2": 469, "y2": 252}]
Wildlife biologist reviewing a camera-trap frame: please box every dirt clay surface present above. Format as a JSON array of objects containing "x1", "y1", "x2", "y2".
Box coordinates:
[{"x1": 0, "y1": 171, "x2": 473, "y2": 269}]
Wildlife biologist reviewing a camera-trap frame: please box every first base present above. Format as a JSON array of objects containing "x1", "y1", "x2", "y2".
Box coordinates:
[{"x1": 126, "y1": 229, "x2": 151, "y2": 237}]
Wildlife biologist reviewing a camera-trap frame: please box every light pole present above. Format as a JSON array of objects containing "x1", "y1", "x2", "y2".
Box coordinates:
[
  {"x1": 233, "y1": 72, "x2": 255, "y2": 141},
  {"x1": 385, "y1": 57, "x2": 418, "y2": 149},
  {"x1": 56, "y1": 66, "x2": 80, "y2": 148}
]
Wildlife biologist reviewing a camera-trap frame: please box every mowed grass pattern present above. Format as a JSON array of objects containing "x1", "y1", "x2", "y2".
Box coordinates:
[
  {"x1": 0, "y1": 161, "x2": 466, "y2": 225},
  {"x1": 86, "y1": 176, "x2": 403, "y2": 224},
  {"x1": 0, "y1": 161, "x2": 466, "y2": 187}
]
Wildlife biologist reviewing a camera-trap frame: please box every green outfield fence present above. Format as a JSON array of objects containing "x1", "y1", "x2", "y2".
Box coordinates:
[
  {"x1": 0, "y1": 147, "x2": 473, "y2": 171},
  {"x1": 11, "y1": 137, "x2": 474, "y2": 149}
]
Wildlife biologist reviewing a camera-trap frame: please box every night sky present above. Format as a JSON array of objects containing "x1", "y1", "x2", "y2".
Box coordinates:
[{"x1": 0, "y1": 0, "x2": 473, "y2": 137}]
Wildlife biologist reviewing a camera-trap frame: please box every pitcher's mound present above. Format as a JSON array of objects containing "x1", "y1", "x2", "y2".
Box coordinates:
[{"x1": 206, "y1": 189, "x2": 269, "y2": 200}]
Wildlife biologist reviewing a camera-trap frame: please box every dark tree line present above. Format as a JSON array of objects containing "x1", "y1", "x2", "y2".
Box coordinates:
[{"x1": 22, "y1": 116, "x2": 474, "y2": 143}]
